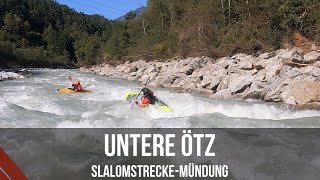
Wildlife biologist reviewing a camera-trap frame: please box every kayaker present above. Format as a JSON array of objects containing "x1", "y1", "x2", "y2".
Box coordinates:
[
  {"x1": 72, "y1": 80, "x2": 83, "y2": 92},
  {"x1": 135, "y1": 86, "x2": 156, "y2": 107}
]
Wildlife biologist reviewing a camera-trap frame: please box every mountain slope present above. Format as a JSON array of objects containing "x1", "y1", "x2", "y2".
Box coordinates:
[{"x1": 115, "y1": 6, "x2": 146, "y2": 21}]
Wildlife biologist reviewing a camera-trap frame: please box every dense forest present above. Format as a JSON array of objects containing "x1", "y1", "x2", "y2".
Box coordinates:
[{"x1": 1, "y1": 0, "x2": 320, "y2": 68}]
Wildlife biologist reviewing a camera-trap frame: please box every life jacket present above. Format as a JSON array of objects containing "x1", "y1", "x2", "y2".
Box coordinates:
[
  {"x1": 140, "y1": 97, "x2": 150, "y2": 107},
  {"x1": 73, "y1": 84, "x2": 83, "y2": 92},
  {"x1": 145, "y1": 94, "x2": 156, "y2": 104}
]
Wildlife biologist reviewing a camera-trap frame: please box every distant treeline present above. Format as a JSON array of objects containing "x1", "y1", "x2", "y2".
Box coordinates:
[{"x1": 0, "y1": 0, "x2": 320, "y2": 68}]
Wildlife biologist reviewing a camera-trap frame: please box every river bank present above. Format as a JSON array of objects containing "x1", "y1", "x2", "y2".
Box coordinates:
[{"x1": 80, "y1": 47, "x2": 320, "y2": 110}]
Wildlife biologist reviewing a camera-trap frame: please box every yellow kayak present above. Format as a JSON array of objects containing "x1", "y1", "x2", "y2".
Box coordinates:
[{"x1": 57, "y1": 88, "x2": 92, "y2": 93}]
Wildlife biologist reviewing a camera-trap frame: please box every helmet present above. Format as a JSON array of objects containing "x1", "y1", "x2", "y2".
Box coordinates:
[
  {"x1": 74, "y1": 80, "x2": 81, "y2": 85},
  {"x1": 142, "y1": 88, "x2": 149, "y2": 95}
]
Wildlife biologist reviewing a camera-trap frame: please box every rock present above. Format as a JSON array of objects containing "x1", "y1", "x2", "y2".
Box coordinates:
[
  {"x1": 265, "y1": 63, "x2": 282, "y2": 81},
  {"x1": 293, "y1": 81, "x2": 320, "y2": 105},
  {"x1": 312, "y1": 67, "x2": 320, "y2": 77},
  {"x1": 244, "y1": 81, "x2": 265, "y2": 99},
  {"x1": 301, "y1": 66, "x2": 314, "y2": 75},
  {"x1": 178, "y1": 77, "x2": 192, "y2": 86},
  {"x1": 179, "y1": 61, "x2": 201, "y2": 75},
  {"x1": 239, "y1": 61, "x2": 254, "y2": 70},
  {"x1": 303, "y1": 51, "x2": 320, "y2": 63},
  {"x1": 145, "y1": 65, "x2": 159, "y2": 73},
  {"x1": 228, "y1": 75, "x2": 253, "y2": 94},
  {"x1": 210, "y1": 89, "x2": 232, "y2": 100},
  {"x1": 148, "y1": 81, "x2": 161, "y2": 88},
  {"x1": 285, "y1": 68, "x2": 302, "y2": 78},
  {"x1": 255, "y1": 59, "x2": 266, "y2": 70},
  {"x1": 286, "y1": 96, "x2": 296, "y2": 105},
  {"x1": 291, "y1": 54, "x2": 304, "y2": 64},
  {"x1": 303, "y1": 76, "x2": 317, "y2": 82},
  {"x1": 187, "y1": 83, "x2": 197, "y2": 90},
  {"x1": 280, "y1": 86, "x2": 293, "y2": 102},
  {"x1": 0, "y1": 71, "x2": 24, "y2": 81},
  {"x1": 231, "y1": 53, "x2": 247, "y2": 60},
  {"x1": 245, "y1": 69, "x2": 258, "y2": 76},
  {"x1": 98, "y1": 71, "x2": 106, "y2": 76},
  {"x1": 124, "y1": 66, "x2": 138, "y2": 73},
  {"x1": 264, "y1": 79, "x2": 292, "y2": 102},
  {"x1": 250, "y1": 81, "x2": 265, "y2": 93},
  {"x1": 278, "y1": 48, "x2": 298, "y2": 59},
  {"x1": 171, "y1": 84, "x2": 182, "y2": 90},
  {"x1": 314, "y1": 61, "x2": 320, "y2": 67},
  {"x1": 200, "y1": 76, "x2": 213, "y2": 88},
  {"x1": 259, "y1": 52, "x2": 274, "y2": 59},
  {"x1": 208, "y1": 76, "x2": 222, "y2": 91}
]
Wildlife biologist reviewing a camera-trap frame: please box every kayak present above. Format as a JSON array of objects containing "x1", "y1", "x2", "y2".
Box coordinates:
[
  {"x1": 125, "y1": 91, "x2": 172, "y2": 112},
  {"x1": 57, "y1": 88, "x2": 92, "y2": 93}
]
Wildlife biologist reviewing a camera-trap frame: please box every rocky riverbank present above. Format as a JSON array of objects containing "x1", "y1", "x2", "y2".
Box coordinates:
[
  {"x1": 80, "y1": 47, "x2": 320, "y2": 109},
  {"x1": 0, "y1": 71, "x2": 24, "y2": 81}
]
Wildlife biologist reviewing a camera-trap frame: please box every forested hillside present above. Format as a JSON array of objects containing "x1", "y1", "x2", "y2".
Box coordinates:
[{"x1": 1, "y1": 0, "x2": 320, "y2": 68}]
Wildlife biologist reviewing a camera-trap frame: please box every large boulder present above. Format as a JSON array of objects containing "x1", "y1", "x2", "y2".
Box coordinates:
[{"x1": 293, "y1": 81, "x2": 320, "y2": 105}]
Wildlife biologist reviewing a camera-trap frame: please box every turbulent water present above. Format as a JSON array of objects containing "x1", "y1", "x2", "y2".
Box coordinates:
[{"x1": 1, "y1": 68, "x2": 320, "y2": 128}]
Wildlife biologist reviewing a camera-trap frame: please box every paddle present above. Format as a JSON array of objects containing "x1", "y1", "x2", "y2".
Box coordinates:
[
  {"x1": 68, "y1": 75, "x2": 73, "y2": 84},
  {"x1": 130, "y1": 77, "x2": 150, "y2": 108}
]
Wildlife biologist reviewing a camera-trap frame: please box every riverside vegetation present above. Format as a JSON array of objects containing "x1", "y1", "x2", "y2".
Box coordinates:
[{"x1": 1, "y1": 0, "x2": 320, "y2": 67}]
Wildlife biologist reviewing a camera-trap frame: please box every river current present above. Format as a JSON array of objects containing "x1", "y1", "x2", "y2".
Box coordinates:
[{"x1": 1, "y1": 68, "x2": 320, "y2": 128}]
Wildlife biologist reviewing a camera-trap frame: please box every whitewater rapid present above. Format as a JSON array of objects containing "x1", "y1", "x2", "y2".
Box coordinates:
[{"x1": 1, "y1": 68, "x2": 320, "y2": 128}]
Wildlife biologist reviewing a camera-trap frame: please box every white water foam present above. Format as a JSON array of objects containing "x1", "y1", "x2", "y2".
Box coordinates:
[{"x1": 1, "y1": 69, "x2": 320, "y2": 128}]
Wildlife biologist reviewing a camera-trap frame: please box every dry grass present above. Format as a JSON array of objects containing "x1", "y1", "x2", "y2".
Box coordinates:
[{"x1": 292, "y1": 32, "x2": 319, "y2": 53}]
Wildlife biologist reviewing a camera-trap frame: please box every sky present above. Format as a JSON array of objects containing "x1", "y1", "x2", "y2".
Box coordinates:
[{"x1": 56, "y1": 0, "x2": 147, "y2": 20}]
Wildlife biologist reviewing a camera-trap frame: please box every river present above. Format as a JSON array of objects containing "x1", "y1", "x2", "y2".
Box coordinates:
[{"x1": 1, "y1": 68, "x2": 320, "y2": 128}]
